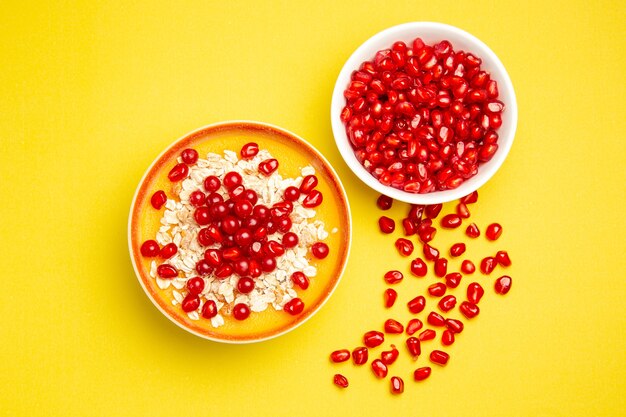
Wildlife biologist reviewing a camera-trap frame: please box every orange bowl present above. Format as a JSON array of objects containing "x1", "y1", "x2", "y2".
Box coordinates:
[{"x1": 128, "y1": 121, "x2": 351, "y2": 343}]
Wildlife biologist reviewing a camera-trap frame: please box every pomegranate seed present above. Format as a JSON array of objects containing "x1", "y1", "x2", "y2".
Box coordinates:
[
  {"x1": 181, "y1": 293, "x2": 200, "y2": 312},
  {"x1": 159, "y1": 243, "x2": 178, "y2": 259},
  {"x1": 450, "y1": 243, "x2": 466, "y2": 257},
  {"x1": 168, "y1": 163, "x2": 188, "y2": 182},
  {"x1": 427, "y1": 312, "x2": 446, "y2": 327},
  {"x1": 442, "y1": 329, "x2": 455, "y2": 346},
  {"x1": 414, "y1": 367, "x2": 432, "y2": 381},
  {"x1": 438, "y1": 295, "x2": 457, "y2": 312},
  {"x1": 240, "y1": 142, "x2": 259, "y2": 159},
  {"x1": 410, "y1": 258, "x2": 428, "y2": 277},
  {"x1": 150, "y1": 190, "x2": 167, "y2": 209},
  {"x1": 496, "y1": 250, "x2": 512, "y2": 266},
  {"x1": 384, "y1": 270, "x2": 403, "y2": 285},
  {"x1": 201, "y1": 300, "x2": 217, "y2": 318},
  {"x1": 364, "y1": 330, "x2": 385, "y2": 348},
  {"x1": 418, "y1": 329, "x2": 436, "y2": 341},
  {"x1": 140, "y1": 240, "x2": 160, "y2": 257},
  {"x1": 445, "y1": 272, "x2": 462, "y2": 288},
  {"x1": 352, "y1": 347, "x2": 369, "y2": 365},
  {"x1": 456, "y1": 203, "x2": 470, "y2": 218},
  {"x1": 425, "y1": 204, "x2": 442, "y2": 219},
  {"x1": 407, "y1": 295, "x2": 426, "y2": 314},
  {"x1": 215, "y1": 263, "x2": 233, "y2": 279},
  {"x1": 282, "y1": 232, "x2": 299, "y2": 248},
  {"x1": 402, "y1": 218, "x2": 416, "y2": 236},
  {"x1": 330, "y1": 349, "x2": 350, "y2": 363},
  {"x1": 223, "y1": 172, "x2": 242, "y2": 190},
  {"x1": 258, "y1": 159, "x2": 279, "y2": 176},
  {"x1": 193, "y1": 207, "x2": 211, "y2": 226},
  {"x1": 203, "y1": 176, "x2": 220, "y2": 193},
  {"x1": 186, "y1": 277, "x2": 205, "y2": 295},
  {"x1": 299, "y1": 175, "x2": 318, "y2": 194},
  {"x1": 486, "y1": 223, "x2": 503, "y2": 240},
  {"x1": 434, "y1": 257, "x2": 448, "y2": 277},
  {"x1": 181, "y1": 148, "x2": 198, "y2": 164},
  {"x1": 381, "y1": 345, "x2": 399, "y2": 365},
  {"x1": 302, "y1": 190, "x2": 323, "y2": 208},
  {"x1": 466, "y1": 223, "x2": 480, "y2": 238},
  {"x1": 390, "y1": 376, "x2": 404, "y2": 394},
  {"x1": 481, "y1": 256, "x2": 496, "y2": 274},
  {"x1": 428, "y1": 283, "x2": 446, "y2": 297},
  {"x1": 423, "y1": 243, "x2": 440, "y2": 261},
  {"x1": 406, "y1": 336, "x2": 421, "y2": 358},
  {"x1": 384, "y1": 289, "x2": 398, "y2": 308},
  {"x1": 371, "y1": 359, "x2": 388, "y2": 378},
  {"x1": 157, "y1": 264, "x2": 177, "y2": 279},
  {"x1": 283, "y1": 186, "x2": 300, "y2": 202},
  {"x1": 384, "y1": 319, "x2": 404, "y2": 334},
  {"x1": 378, "y1": 216, "x2": 395, "y2": 233},
  {"x1": 284, "y1": 298, "x2": 304, "y2": 315},
  {"x1": 232, "y1": 303, "x2": 250, "y2": 320},
  {"x1": 430, "y1": 350, "x2": 450, "y2": 366},
  {"x1": 461, "y1": 259, "x2": 476, "y2": 274},
  {"x1": 311, "y1": 242, "x2": 329, "y2": 259},
  {"x1": 460, "y1": 190, "x2": 478, "y2": 204},
  {"x1": 495, "y1": 275, "x2": 512, "y2": 294},
  {"x1": 459, "y1": 301, "x2": 480, "y2": 319},
  {"x1": 333, "y1": 374, "x2": 349, "y2": 388},
  {"x1": 236, "y1": 276, "x2": 255, "y2": 294},
  {"x1": 441, "y1": 214, "x2": 462, "y2": 228},
  {"x1": 446, "y1": 318, "x2": 464, "y2": 334},
  {"x1": 189, "y1": 190, "x2": 206, "y2": 207},
  {"x1": 395, "y1": 238, "x2": 414, "y2": 256},
  {"x1": 377, "y1": 194, "x2": 393, "y2": 210},
  {"x1": 467, "y1": 282, "x2": 485, "y2": 304},
  {"x1": 195, "y1": 260, "x2": 213, "y2": 276},
  {"x1": 406, "y1": 318, "x2": 423, "y2": 335},
  {"x1": 291, "y1": 271, "x2": 309, "y2": 290}
]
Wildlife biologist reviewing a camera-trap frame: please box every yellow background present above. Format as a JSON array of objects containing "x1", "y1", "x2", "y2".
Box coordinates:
[{"x1": 1, "y1": 1, "x2": 624, "y2": 416}]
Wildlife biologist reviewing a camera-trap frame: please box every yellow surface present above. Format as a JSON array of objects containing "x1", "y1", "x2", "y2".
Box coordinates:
[{"x1": 1, "y1": 1, "x2": 624, "y2": 416}]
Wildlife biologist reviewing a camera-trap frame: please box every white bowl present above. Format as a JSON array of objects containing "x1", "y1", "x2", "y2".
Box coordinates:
[{"x1": 331, "y1": 22, "x2": 518, "y2": 204}]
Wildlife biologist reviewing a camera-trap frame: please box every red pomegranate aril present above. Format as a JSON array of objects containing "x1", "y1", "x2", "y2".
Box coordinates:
[
  {"x1": 233, "y1": 258, "x2": 250, "y2": 276},
  {"x1": 402, "y1": 218, "x2": 416, "y2": 236},
  {"x1": 423, "y1": 243, "x2": 440, "y2": 261},
  {"x1": 418, "y1": 226, "x2": 436, "y2": 243},
  {"x1": 467, "y1": 282, "x2": 485, "y2": 304},
  {"x1": 384, "y1": 270, "x2": 404, "y2": 285},
  {"x1": 302, "y1": 190, "x2": 323, "y2": 208},
  {"x1": 428, "y1": 312, "x2": 446, "y2": 327},
  {"x1": 496, "y1": 250, "x2": 512, "y2": 266},
  {"x1": 481, "y1": 256, "x2": 496, "y2": 274},
  {"x1": 434, "y1": 257, "x2": 448, "y2": 277},
  {"x1": 299, "y1": 175, "x2": 318, "y2": 194},
  {"x1": 282, "y1": 232, "x2": 299, "y2": 248},
  {"x1": 240, "y1": 142, "x2": 259, "y2": 159},
  {"x1": 157, "y1": 264, "x2": 177, "y2": 279},
  {"x1": 311, "y1": 242, "x2": 329, "y2": 259},
  {"x1": 258, "y1": 159, "x2": 279, "y2": 176},
  {"x1": 384, "y1": 319, "x2": 404, "y2": 334},
  {"x1": 248, "y1": 259, "x2": 262, "y2": 278},
  {"x1": 204, "y1": 248, "x2": 223, "y2": 267},
  {"x1": 378, "y1": 216, "x2": 395, "y2": 234},
  {"x1": 189, "y1": 190, "x2": 206, "y2": 207},
  {"x1": 371, "y1": 359, "x2": 388, "y2": 379},
  {"x1": 406, "y1": 318, "x2": 423, "y2": 335},
  {"x1": 406, "y1": 336, "x2": 421, "y2": 358},
  {"x1": 446, "y1": 319, "x2": 464, "y2": 334},
  {"x1": 430, "y1": 350, "x2": 450, "y2": 366},
  {"x1": 419, "y1": 329, "x2": 436, "y2": 341},
  {"x1": 168, "y1": 163, "x2": 189, "y2": 182},
  {"x1": 425, "y1": 204, "x2": 443, "y2": 219},
  {"x1": 390, "y1": 376, "x2": 404, "y2": 395},
  {"x1": 283, "y1": 186, "x2": 300, "y2": 202},
  {"x1": 330, "y1": 349, "x2": 351, "y2": 363},
  {"x1": 223, "y1": 171, "x2": 243, "y2": 190},
  {"x1": 232, "y1": 303, "x2": 250, "y2": 320},
  {"x1": 486, "y1": 223, "x2": 503, "y2": 240},
  {"x1": 460, "y1": 301, "x2": 480, "y2": 319},
  {"x1": 438, "y1": 295, "x2": 457, "y2": 312},
  {"x1": 395, "y1": 238, "x2": 414, "y2": 256},
  {"x1": 428, "y1": 283, "x2": 446, "y2": 297},
  {"x1": 414, "y1": 367, "x2": 432, "y2": 381},
  {"x1": 456, "y1": 203, "x2": 470, "y2": 219},
  {"x1": 234, "y1": 229, "x2": 253, "y2": 247},
  {"x1": 203, "y1": 176, "x2": 221, "y2": 193},
  {"x1": 237, "y1": 276, "x2": 255, "y2": 294},
  {"x1": 140, "y1": 240, "x2": 160, "y2": 257},
  {"x1": 180, "y1": 148, "x2": 199, "y2": 165},
  {"x1": 364, "y1": 331, "x2": 385, "y2": 348},
  {"x1": 445, "y1": 272, "x2": 462, "y2": 288},
  {"x1": 201, "y1": 299, "x2": 217, "y2": 319},
  {"x1": 495, "y1": 275, "x2": 513, "y2": 294},
  {"x1": 410, "y1": 258, "x2": 428, "y2": 277},
  {"x1": 264, "y1": 240, "x2": 285, "y2": 257},
  {"x1": 260, "y1": 256, "x2": 277, "y2": 273},
  {"x1": 291, "y1": 271, "x2": 309, "y2": 290},
  {"x1": 181, "y1": 294, "x2": 200, "y2": 312},
  {"x1": 333, "y1": 374, "x2": 349, "y2": 388},
  {"x1": 352, "y1": 347, "x2": 369, "y2": 365},
  {"x1": 441, "y1": 214, "x2": 462, "y2": 229},
  {"x1": 377, "y1": 194, "x2": 393, "y2": 210},
  {"x1": 150, "y1": 190, "x2": 167, "y2": 209},
  {"x1": 384, "y1": 288, "x2": 398, "y2": 308},
  {"x1": 442, "y1": 329, "x2": 455, "y2": 346},
  {"x1": 407, "y1": 295, "x2": 426, "y2": 314},
  {"x1": 215, "y1": 263, "x2": 233, "y2": 279},
  {"x1": 158, "y1": 243, "x2": 177, "y2": 259},
  {"x1": 466, "y1": 223, "x2": 480, "y2": 238},
  {"x1": 206, "y1": 192, "x2": 224, "y2": 207},
  {"x1": 195, "y1": 260, "x2": 213, "y2": 276},
  {"x1": 233, "y1": 200, "x2": 253, "y2": 219},
  {"x1": 382, "y1": 345, "x2": 399, "y2": 365},
  {"x1": 284, "y1": 298, "x2": 305, "y2": 315},
  {"x1": 461, "y1": 259, "x2": 476, "y2": 274},
  {"x1": 194, "y1": 207, "x2": 211, "y2": 226},
  {"x1": 450, "y1": 243, "x2": 466, "y2": 257}
]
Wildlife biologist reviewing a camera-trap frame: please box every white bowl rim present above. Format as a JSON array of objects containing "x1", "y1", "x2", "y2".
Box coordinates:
[
  {"x1": 331, "y1": 21, "x2": 518, "y2": 205},
  {"x1": 127, "y1": 120, "x2": 353, "y2": 344}
]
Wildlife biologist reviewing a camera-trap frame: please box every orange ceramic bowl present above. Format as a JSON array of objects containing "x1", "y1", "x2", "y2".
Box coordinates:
[{"x1": 128, "y1": 121, "x2": 351, "y2": 343}]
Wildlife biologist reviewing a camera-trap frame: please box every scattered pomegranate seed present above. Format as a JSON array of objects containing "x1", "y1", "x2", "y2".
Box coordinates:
[
  {"x1": 406, "y1": 318, "x2": 423, "y2": 335},
  {"x1": 456, "y1": 203, "x2": 470, "y2": 218},
  {"x1": 442, "y1": 329, "x2": 455, "y2": 346},
  {"x1": 201, "y1": 299, "x2": 217, "y2": 319},
  {"x1": 466, "y1": 223, "x2": 480, "y2": 238},
  {"x1": 330, "y1": 349, "x2": 351, "y2": 363},
  {"x1": 425, "y1": 204, "x2": 443, "y2": 219},
  {"x1": 427, "y1": 312, "x2": 446, "y2": 327},
  {"x1": 467, "y1": 282, "x2": 485, "y2": 304},
  {"x1": 157, "y1": 264, "x2": 177, "y2": 279},
  {"x1": 395, "y1": 238, "x2": 414, "y2": 256},
  {"x1": 384, "y1": 270, "x2": 404, "y2": 285},
  {"x1": 496, "y1": 250, "x2": 512, "y2": 266},
  {"x1": 140, "y1": 240, "x2": 160, "y2": 257},
  {"x1": 441, "y1": 214, "x2": 462, "y2": 229},
  {"x1": 159, "y1": 243, "x2": 178, "y2": 259},
  {"x1": 381, "y1": 345, "x2": 399, "y2": 365},
  {"x1": 384, "y1": 289, "x2": 398, "y2": 308},
  {"x1": 333, "y1": 374, "x2": 349, "y2": 388},
  {"x1": 450, "y1": 243, "x2": 466, "y2": 257},
  {"x1": 186, "y1": 277, "x2": 205, "y2": 295},
  {"x1": 352, "y1": 347, "x2": 369, "y2": 365},
  {"x1": 377, "y1": 194, "x2": 393, "y2": 210},
  {"x1": 438, "y1": 295, "x2": 457, "y2": 312},
  {"x1": 284, "y1": 298, "x2": 304, "y2": 315},
  {"x1": 423, "y1": 243, "x2": 440, "y2": 261},
  {"x1": 384, "y1": 319, "x2": 404, "y2": 334},
  {"x1": 290, "y1": 271, "x2": 309, "y2": 290},
  {"x1": 181, "y1": 148, "x2": 198, "y2": 165},
  {"x1": 410, "y1": 258, "x2": 428, "y2": 277},
  {"x1": 486, "y1": 223, "x2": 503, "y2": 240},
  {"x1": 414, "y1": 367, "x2": 432, "y2": 381},
  {"x1": 299, "y1": 175, "x2": 318, "y2": 194},
  {"x1": 150, "y1": 190, "x2": 167, "y2": 209},
  {"x1": 378, "y1": 216, "x2": 396, "y2": 234},
  {"x1": 461, "y1": 259, "x2": 476, "y2": 274},
  {"x1": 460, "y1": 191, "x2": 478, "y2": 204},
  {"x1": 195, "y1": 260, "x2": 213, "y2": 276},
  {"x1": 406, "y1": 336, "x2": 421, "y2": 358},
  {"x1": 430, "y1": 350, "x2": 450, "y2": 366},
  {"x1": 364, "y1": 331, "x2": 385, "y2": 348},
  {"x1": 480, "y1": 256, "x2": 496, "y2": 274},
  {"x1": 445, "y1": 272, "x2": 462, "y2": 288},
  {"x1": 302, "y1": 190, "x2": 323, "y2": 208},
  {"x1": 236, "y1": 277, "x2": 255, "y2": 294},
  {"x1": 181, "y1": 294, "x2": 200, "y2": 312},
  {"x1": 428, "y1": 283, "x2": 446, "y2": 297},
  {"x1": 459, "y1": 301, "x2": 480, "y2": 319},
  {"x1": 407, "y1": 295, "x2": 426, "y2": 314},
  {"x1": 371, "y1": 359, "x2": 388, "y2": 378},
  {"x1": 240, "y1": 142, "x2": 259, "y2": 159},
  {"x1": 495, "y1": 275, "x2": 512, "y2": 294},
  {"x1": 446, "y1": 319, "x2": 464, "y2": 334},
  {"x1": 390, "y1": 376, "x2": 404, "y2": 394},
  {"x1": 434, "y1": 257, "x2": 448, "y2": 277},
  {"x1": 168, "y1": 163, "x2": 189, "y2": 182},
  {"x1": 418, "y1": 329, "x2": 436, "y2": 341},
  {"x1": 258, "y1": 158, "x2": 279, "y2": 176},
  {"x1": 311, "y1": 242, "x2": 329, "y2": 259}
]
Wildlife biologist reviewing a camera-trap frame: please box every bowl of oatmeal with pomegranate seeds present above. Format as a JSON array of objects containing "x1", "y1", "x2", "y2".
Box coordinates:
[{"x1": 128, "y1": 121, "x2": 351, "y2": 343}]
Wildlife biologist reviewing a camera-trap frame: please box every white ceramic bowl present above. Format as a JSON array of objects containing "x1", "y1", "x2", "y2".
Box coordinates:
[{"x1": 331, "y1": 22, "x2": 518, "y2": 204}]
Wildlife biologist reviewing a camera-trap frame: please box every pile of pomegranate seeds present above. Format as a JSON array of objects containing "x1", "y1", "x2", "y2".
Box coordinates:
[
  {"x1": 329, "y1": 189, "x2": 513, "y2": 393},
  {"x1": 341, "y1": 38, "x2": 504, "y2": 193},
  {"x1": 140, "y1": 144, "x2": 333, "y2": 326}
]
